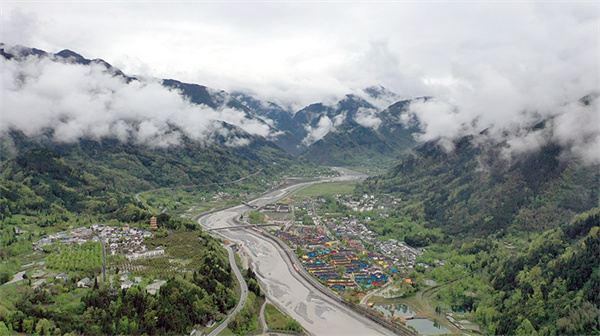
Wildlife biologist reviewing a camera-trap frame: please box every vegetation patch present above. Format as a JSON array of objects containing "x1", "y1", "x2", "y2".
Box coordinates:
[
  {"x1": 265, "y1": 303, "x2": 303, "y2": 333},
  {"x1": 294, "y1": 181, "x2": 357, "y2": 198}
]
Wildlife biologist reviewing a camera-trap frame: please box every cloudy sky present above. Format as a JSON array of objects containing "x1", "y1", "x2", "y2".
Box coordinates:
[
  {"x1": 3, "y1": 2, "x2": 596, "y2": 105},
  {"x1": 1, "y1": 1, "x2": 599, "y2": 162}
]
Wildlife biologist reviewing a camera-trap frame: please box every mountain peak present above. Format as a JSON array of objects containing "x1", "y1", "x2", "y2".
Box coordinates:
[
  {"x1": 55, "y1": 49, "x2": 89, "y2": 64},
  {"x1": 363, "y1": 85, "x2": 397, "y2": 100}
]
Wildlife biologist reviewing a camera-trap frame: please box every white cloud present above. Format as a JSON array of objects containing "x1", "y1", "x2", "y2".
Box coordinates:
[
  {"x1": 354, "y1": 107, "x2": 381, "y2": 130},
  {"x1": 0, "y1": 2, "x2": 597, "y2": 159},
  {"x1": 0, "y1": 53, "x2": 275, "y2": 147},
  {"x1": 302, "y1": 116, "x2": 333, "y2": 146}
]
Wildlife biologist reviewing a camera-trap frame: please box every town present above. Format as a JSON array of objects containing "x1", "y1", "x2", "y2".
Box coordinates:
[{"x1": 248, "y1": 193, "x2": 430, "y2": 293}]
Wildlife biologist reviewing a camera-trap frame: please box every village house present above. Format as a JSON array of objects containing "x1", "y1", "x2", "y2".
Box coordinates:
[
  {"x1": 145, "y1": 279, "x2": 167, "y2": 295},
  {"x1": 77, "y1": 277, "x2": 92, "y2": 288}
]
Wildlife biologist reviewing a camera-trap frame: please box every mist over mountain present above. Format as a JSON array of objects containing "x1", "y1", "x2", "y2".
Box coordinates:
[
  {"x1": 300, "y1": 98, "x2": 424, "y2": 166},
  {"x1": 358, "y1": 133, "x2": 599, "y2": 236},
  {"x1": 2, "y1": 44, "x2": 598, "y2": 170},
  {"x1": 1, "y1": 45, "x2": 275, "y2": 150}
]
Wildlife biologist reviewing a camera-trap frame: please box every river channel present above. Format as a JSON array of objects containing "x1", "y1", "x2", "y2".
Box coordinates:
[{"x1": 198, "y1": 170, "x2": 399, "y2": 336}]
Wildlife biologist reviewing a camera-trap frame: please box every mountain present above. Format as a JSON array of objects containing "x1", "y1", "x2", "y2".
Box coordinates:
[
  {"x1": 0, "y1": 46, "x2": 321, "y2": 208},
  {"x1": 231, "y1": 92, "x2": 306, "y2": 155},
  {"x1": 357, "y1": 134, "x2": 599, "y2": 236},
  {"x1": 300, "y1": 97, "x2": 424, "y2": 167},
  {"x1": 232, "y1": 89, "x2": 427, "y2": 167},
  {"x1": 293, "y1": 93, "x2": 377, "y2": 140},
  {"x1": 3, "y1": 45, "x2": 422, "y2": 165}
]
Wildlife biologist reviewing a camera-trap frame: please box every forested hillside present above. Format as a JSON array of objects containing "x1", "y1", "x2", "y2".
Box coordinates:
[
  {"x1": 0, "y1": 132, "x2": 265, "y2": 335},
  {"x1": 358, "y1": 136, "x2": 599, "y2": 236},
  {"x1": 479, "y1": 209, "x2": 600, "y2": 335},
  {"x1": 356, "y1": 134, "x2": 599, "y2": 334}
]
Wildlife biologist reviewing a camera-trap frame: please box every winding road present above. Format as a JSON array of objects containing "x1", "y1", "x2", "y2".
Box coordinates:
[
  {"x1": 197, "y1": 170, "x2": 402, "y2": 336},
  {"x1": 208, "y1": 244, "x2": 248, "y2": 336}
]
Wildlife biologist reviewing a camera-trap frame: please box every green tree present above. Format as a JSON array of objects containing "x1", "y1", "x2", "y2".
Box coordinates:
[
  {"x1": 22, "y1": 319, "x2": 34, "y2": 334},
  {"x1": 0, "y1": 321, "x2": 9, "y2": 336},
  {"x1": 35, "y1": 319, "x2": 55, "y2": 336},
  {"x1": 248, "y1": 211, "x2": 264, "y2": 224},
  {"x1": 516, "y1": 318, "x2": 537, "y2": 336}
]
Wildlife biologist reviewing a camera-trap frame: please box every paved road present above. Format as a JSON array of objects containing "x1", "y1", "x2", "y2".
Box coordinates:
[
  {"x1": 209, "y1": 244, "x2": 248, "y2": 336},
  {"x1": 198, "y1": 177, "x2": 397, "y2": 336},
  {"x1": 259, "y1": 299, "x2": 269, "y2": 335}
]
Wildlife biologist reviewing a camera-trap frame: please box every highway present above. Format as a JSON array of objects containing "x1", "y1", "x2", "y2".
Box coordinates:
[
  {"x1": 208, "y1": 244, "x2": 248, "y2": 336},
  {"x1": 197, "y1": 171, "x2": 402, "y2": 336}
]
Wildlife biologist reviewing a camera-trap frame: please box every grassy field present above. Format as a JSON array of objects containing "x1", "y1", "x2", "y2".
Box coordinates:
[
  {"x1": 265, "y1": 303, "x2": 304, "y2": 334},
  {"x1": 293, "y1": 181, "x2": 357, "y2": 198},
  {"x1": 342, "y1": 165, "x2": 389, "y2": 175}
]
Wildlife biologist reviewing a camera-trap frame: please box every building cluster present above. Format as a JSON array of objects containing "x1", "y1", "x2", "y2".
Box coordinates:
[
  {"x1": 263, "y1": 202, "x2": 292, "y2": 213},
  {"x1": 374, "y1": 239, "x2": 423, "y2": 269},
  {"x1": 33, "y1": 227, "x2": 94, "y2": 250},
  {"x1": 336, "y1": 194, "x2": 403, "y2": 213},
  {"x1": 269, "y1": 193, "x2": 427, "y2": 292},
  {"x1": 89, "y1": 224, "x2": 159, "y2": 259},
  {"x1": 275, "y1": 227, "x2": 337, "y2": 249},
  {"x1": 338, "y1": 194, "x2": 378, "y2": 212},
  {"x1": 326, "y1": 218, "x2": 423, "y2": 270},
  {"x1": 212, "y1": 191, "x2": 231, "y2": 201},
  {"x1": 300, "y1": 249, "x2": 388, "y2": 290},
  {"x1": 34, "y1": 224, "x2": 161, "y2": 262}
]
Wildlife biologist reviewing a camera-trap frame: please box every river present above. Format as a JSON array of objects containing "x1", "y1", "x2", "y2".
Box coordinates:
[{"x1": 198, "y1": 174, "x2": 396, "y2": 336}]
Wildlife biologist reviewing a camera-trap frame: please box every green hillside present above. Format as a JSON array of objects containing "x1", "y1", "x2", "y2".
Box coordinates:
[
  {"x1": 301, "y1": 121, "x2": 416, "y2": 167},
  {"x1": 354, "y1": 135, "x2": 599, "y2": 334},
  {"x1": 0, "y1": 125, "x2": 324, "y2": 335},
  {"x1": 358, "y1": 137, "x2": 599, "y2": 236}
]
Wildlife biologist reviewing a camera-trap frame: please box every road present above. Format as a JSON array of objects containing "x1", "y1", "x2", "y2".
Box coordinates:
[
  {"x1": 259, "y1": 299, "x2": 269, "y2": 335},
  {"x1": 208, "y1": 244, "x2": 249, "y2": 336},
  {"x1": 198, "y1": 176, "x2": 399, "y2": 336}
]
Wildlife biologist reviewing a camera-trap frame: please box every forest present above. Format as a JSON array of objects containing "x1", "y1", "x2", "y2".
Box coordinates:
[{"x1": 354, "y1": 136, "x2": 600, "y2": 335}]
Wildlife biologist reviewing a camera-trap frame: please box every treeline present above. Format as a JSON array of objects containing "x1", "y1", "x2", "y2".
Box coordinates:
[
  {"x1": 2, "y1": 129, "x2": 314, "y2": 198},
  {"x1": 0, "y1": 147, "x2": 149, "y2": 222},
  {"x1": 410, "y1": 209, "x2": 600, "y2": 335},
  {"x1": 475, "y1": 209, "x2": 600, "y2": 335},
  {"x1": 5, "y1": 275, "x2": 236, "y2": 335}
]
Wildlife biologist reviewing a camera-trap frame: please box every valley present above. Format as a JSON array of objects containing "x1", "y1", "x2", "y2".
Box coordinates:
[{"x1": 1, "y1": 40, "x2": 598, "y2": 336}]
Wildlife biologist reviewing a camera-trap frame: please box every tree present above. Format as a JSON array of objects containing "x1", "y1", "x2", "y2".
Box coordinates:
[
  {"x1": 515, "y1": 318, "x2": 537, "y2": 336},
  {"x1": 35, "y1": 319, "x2": 56, "y2": 336},
  {"x1": 0, "y1": 321, "x2": 9, "y2": 336},
  {"x1": 22, "y1": 319, "x2": 34, "y2": 334},
  {"x1": 248, "y1": 211, "x2": 264, "y2": 224}
]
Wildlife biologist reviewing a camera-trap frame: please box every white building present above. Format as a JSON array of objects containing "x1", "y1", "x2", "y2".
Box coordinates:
[{"x1": 125, "y1": 248, "x2": 165, "y2": 261}]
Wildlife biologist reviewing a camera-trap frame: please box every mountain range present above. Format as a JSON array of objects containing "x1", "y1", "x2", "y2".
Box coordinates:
[{"x1": 2, "y1": 45, "x2": 422, "y2": 167}]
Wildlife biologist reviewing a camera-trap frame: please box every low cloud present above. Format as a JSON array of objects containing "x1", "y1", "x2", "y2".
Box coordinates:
[
  {"x1": 353, "y1": 107, "x2": 381, "y2": 130},
  {"x1": 1, "y1": 50, "x2": 272, "y2": 148},
  {"x1": 302, "y1": 116, "x2": 333, "y2": 146},
  {"x1": 301, "y1": 112, "x2": 347, "y2": 146},
  {"x1": 407, "y1": 93, "x2": 599, "y2": 164}
]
